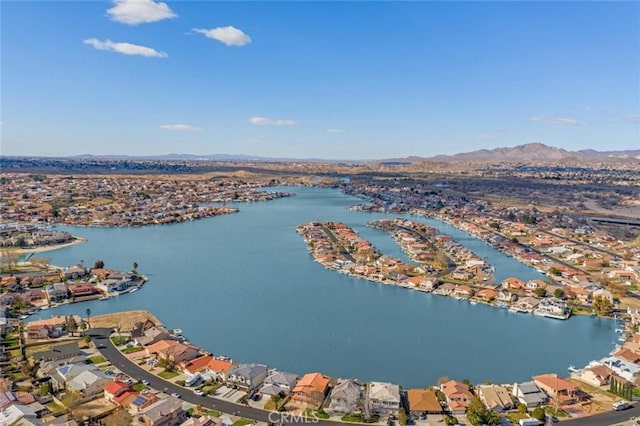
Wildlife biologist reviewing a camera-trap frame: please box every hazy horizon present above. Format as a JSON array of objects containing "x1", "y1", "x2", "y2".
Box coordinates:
[{"x1": 2, "y1": 1, "x2": 639, "y2": 158}]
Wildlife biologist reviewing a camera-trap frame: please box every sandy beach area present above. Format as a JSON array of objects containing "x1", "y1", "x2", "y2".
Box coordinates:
[{"x1": 8, "y1": 236, "x2": 87, "y2": 255}]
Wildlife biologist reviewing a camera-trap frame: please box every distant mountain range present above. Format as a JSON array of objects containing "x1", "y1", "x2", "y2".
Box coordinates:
[
  {"x1": 64, "y1": 143, "x2": 640, "y2": 163},
  {"x1": 389, "y1": 143, "x2": 640, "y2": 164}
]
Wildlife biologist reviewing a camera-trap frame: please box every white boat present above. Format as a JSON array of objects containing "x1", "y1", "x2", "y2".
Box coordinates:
[
  {"x1": 173, "y1": 329, "x2": 183, "y2": 335},
  {"x1": 470, "y1": 301, "x2": 478, "y2": 305},
  {"x1": 98, "y1": 295, "x2": 110, "y2": 301},
  {"x1": 129, "y1": 288, "x2": 139, "y2": 293},
  {"x1": 568, "y1": 365, "x2": 580, "y2": 373}
]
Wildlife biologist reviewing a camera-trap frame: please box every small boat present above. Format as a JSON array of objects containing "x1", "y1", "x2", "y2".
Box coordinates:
[
  {"x1": 99, "y1": 296, "x2": 110, "y2": 301},
  {"x1": 173, "y1": 329, "x2": 183, "y2": 335},
  {"x1": 129, "y1": 288, "x2": 139, "y2": 293},
  {"x1": 568, "y1": 365, "x2": 579, "y2": 373},
  {"x1": 470, "y1": 301, "x2": 478, "y2": 305}
]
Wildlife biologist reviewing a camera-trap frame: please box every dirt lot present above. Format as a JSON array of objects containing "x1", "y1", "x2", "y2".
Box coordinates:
[
  {"x1": 90, "y1": 310, "x2": 162, "y2": 331},
  {"x1": 568, "y1": 378, "x2": 617, "y2": 414},
  {"x1": 72, "y1": 397, "x2": 117, "y2": 421}
]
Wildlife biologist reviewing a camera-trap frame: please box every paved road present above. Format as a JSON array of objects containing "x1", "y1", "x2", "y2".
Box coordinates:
[
  {"x1": 89, "y1": 328, "x2": 340, "y2": 426},
  {"x1": 559, "y1": 405, "x2": 640, "y2": 426}
]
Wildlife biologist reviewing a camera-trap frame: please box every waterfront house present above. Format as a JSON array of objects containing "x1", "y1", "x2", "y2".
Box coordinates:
[
  {"x1": 476, "y1": 288, "x2": 497, "y2": 302},
  {"x1": 368, "y1": 382, "x2": 400, "y2": 415},
  {"x1": 32, "y1": 341, "x2": 83, "y2": 363},
  {"x1": 406, "y1": 389, "x2": 443, "y2": 415},
  {"x1": 532, "y1": 374, "x2": 579, "y2": 404},
  {"x1": 131, "y1": 319, "x2": 158, "y2": 339},
  {"x1": 259, "y1": 370, "x2": 299, "y2": 396},
  {"x1": 513, "y1": 296, "x2": 540, "y2": 312},
  {"x1": 44, "y1": 283, "x2": 68, "y2": 303},
  {"x1": 328, "y1": 379, "x2": 362, "y2": 414},
  {"x1": 291, "y1": 372, "x2": 331, "y2": 408},
  {"x1": 601, "y1": 357, "x2": 640, "y2": 382},
  {"x1": 497, "y1": 290, "x2": 517, "y2": 304},
  {"x1": 205, "y1": 357, "x2": 233, "y2": 382},
  {"x1": 180, "y1": 355, "x2": 214, "y2": 375},
  {"x1": 134, "y1": 326, "x2": 171, "y2": 347},
  {"x1": 97, "y1": 277, "x2": 132, "y2": 294},
  {"x1": 512, "y1": 381, "x2": 547, "y2": 408},
  {"x1": 502, "y1": 277, "x2": 525, "y2": 291},
  {"x1": 440, "y1": 380, "x2": 473, "y2": 414},
  {"x1": 476, "y1": 385, "x2": 513, "y2": 412},
  {"x1": 579, "y1": 365, "x2": 614, "y2": 387},
  {"x1": 145, "y1": 340, "x2": 201, "y2": 363},
  {"x1": 452, "y1": 285, "x2": 474, "y2": 299},
  {"x1": 226, "y1": 363, "x2": 268, "y2": 391}
]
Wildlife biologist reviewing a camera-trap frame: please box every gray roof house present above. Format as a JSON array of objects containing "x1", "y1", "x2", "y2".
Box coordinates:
[
  {"x1": 259, "y1": 370, "x2": 299, "y2": 396},
  {"x1": 134, "y1": 326, "x2": 171, "y2": 347},
  {"x1": 227, "y1": 363, "x2": 268, "y2": 391},
  {"x1": 368, "y1": 382, "x2": 400, "y2": 415},
  {"x1": 512, "y1": 381, "x2": 548, "y2": 408},
  {"x1": 328, "y1": 379, "x2": 363, "y2": 414},
  {"x1": 66, "y1": 369, "x2": 111, "y2": 397},
  {"x1": 50, "y1": 362, "x2": 96, "y2": 390}
]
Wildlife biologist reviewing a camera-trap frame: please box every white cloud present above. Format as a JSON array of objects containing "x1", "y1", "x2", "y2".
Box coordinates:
[
  {"x1": 107, "y1": 0, "x2": 177, "y2": 25},
  {"x1": 193, "y1": 26, "x2": 251, "y2": 46},
  {"x1": 529, "y1": 116, "x2": 583, "y2": 126},
  {"x1": 83, "y1": 38, "x2": 167, "y2": 58},
  {"x1": 159, "y1": 124, "x2": 202, "y2": 131},
  {"x1": 619, "y1": 114, "x2": 640, "y2": 122},
  {"x1": 249, "y1": 117, "x2": 296, "y2": 126},
  {"x1": 326, "y1": 128, "x2": 344, "y2": 133}
]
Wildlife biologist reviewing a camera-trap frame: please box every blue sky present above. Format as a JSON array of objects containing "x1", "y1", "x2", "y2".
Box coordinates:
[{"x1": 2, "y1": 1, "x2": 639, "y2": 159}]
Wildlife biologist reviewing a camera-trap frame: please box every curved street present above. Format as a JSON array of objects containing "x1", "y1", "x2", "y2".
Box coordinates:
[{"x1": 89, "y1": 327, "x2": 340, "y2": 426}]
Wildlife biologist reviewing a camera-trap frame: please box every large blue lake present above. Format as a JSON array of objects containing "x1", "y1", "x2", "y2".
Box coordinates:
[{"x1": 33, "y1": 186, "x2": 613, "y2": 387}]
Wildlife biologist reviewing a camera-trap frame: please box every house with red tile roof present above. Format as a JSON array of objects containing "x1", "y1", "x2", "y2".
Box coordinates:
[
  {"x1": 440, "y1": 380, "x2": 473, "y2": 414},
  {"x1": 291, "y1": 372, "x2": 331, "y2": 408},
  {"x1": 502, "y1": 277, "x2": 525, "y2": 291},
  {"x1": 206, "y1": 358, "x2": 234, "y2": 381},
  {"x1": 104, "y1": 381, "x2": 130, "y2": 403},
  {"x1": 532, "y1": 374, "x2": 579, "y2": 404},
  {"x1": 180, "y1": 355, "x2": 214, "y2": 375},
  {"x1": 145, "y1": 339, "x2": 200, "y2": 363}
]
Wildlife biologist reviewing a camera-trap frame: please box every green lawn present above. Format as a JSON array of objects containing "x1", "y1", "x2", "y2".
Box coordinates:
[
  {"x1": 202, "y1": 383, "x2": 223, "y2": 395},
  {"x1": 89, "y1": 355, "x2": 107, "y2": 364},
  {"x1": 159, "y1": 370, "x2": 179, "y2": 379},
  {"x1": 122, "y1": 346, "x2": 143, "y2": 354},
  {"x1": 341, "y1": 414, "x2": 365, "y2": 423},
  {"x1": 111, "y1": 335, "x2": 131, "y2": 346},
  {"x1": 132, "y1": 383, "x2": 150, "y2": 392},
  {"x1": 232, "y1": 419, "x2": 253, "y2": 426},
  {"x1": 3, "y1": 339, "x2": 20, "y2": 348},
  {"x1": 46, "y1": 401, "x2": 65, "y2": 415},
  {"x1": 205, "y1": 409, "x2": 222, "y2": 417},
  {"x1": 507, "y1": 412, "x2": 530, "y2": 424}
]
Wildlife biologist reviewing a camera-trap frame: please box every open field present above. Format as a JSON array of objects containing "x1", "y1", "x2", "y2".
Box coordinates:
[{"x1": 89, "y1": 310, "x2": 162, "y2": 331}]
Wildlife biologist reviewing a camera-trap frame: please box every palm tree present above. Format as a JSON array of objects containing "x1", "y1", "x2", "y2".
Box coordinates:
[
  {"x1": 85, "y1": 308, "x2": 91, "y2": 329},
  {"x1": 132, "y1": 261, "x2": 138, "y2": 275}
]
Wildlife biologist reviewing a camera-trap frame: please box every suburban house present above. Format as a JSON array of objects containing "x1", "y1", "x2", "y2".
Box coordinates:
[
  {"x1": 476, "y1": 385, "x2": 513, "y2": 412},
  {"x1": 291, "y1": 372, "x2": 331, "y2": 408},
  {"x1": 512, "y1": 381, "x2": 547, "y2": 408},
  {"x1": 129, "y1": 397, "x2": 186, "y2": 426},
  {"x1": 579, "y1": 365, "x2": 614, "y2": 387},
  {"x1": 327, "y1": 379, "x2": 362, "y2": 414},
  {"x1": 32, "y1": 342, "x2": 83, "y2": 362},
  {"x1": 104, "y1": 381, "x2": 131, "y2": 403},
  {"x1": 512, "y1": 296, "x2": 540, "y2": 312},
  {"x1": 205, "y1": 357, "x2": 234, "y2": 382},
  {"x1": 368, "y1": 382, "x2": 400, "y2": 415},
  {"x1": 131, "y1": 319, "x2": 158, "y2": 339},
  {"x1": 50, "y1": 363, "x2": 98, "y2": 391},
  {"x1": 180, "y1": 355, "x2": 214, "y2": 376},
  {"x1": 502, "y1": 277, "x2": 525, "y2": 291},
  {"x1": 97, "y1": 277, "x2": 132, "y2": 294},
  {"x1": 406, "y1": 388, "x2": 443, "y2": 415},
  {"x1": 134, "y1": 326, "x2": 171, "y2": 347},
  {"x1": 440, "y1": 380, "x2": 473, "y2": 414},
  {"x1": 26, "y1": 316, "x2": 79, "y2": 339},
  {"x1": 259, "y1": 370, "x2": 299, "y2": 396},
  {"x1": 44, "y1": 283, "x2": 68, "y2": 303},
  {"x1": 66, "y1": 369, "x2": 111, "y2": 397},
  {"x1": 532, "y1": 374, "x2": 579, "y2": 404},
  {"x1": 182, "y1": 415, "x2": 222, "y2": 426},
  {"x1": 475, "y1": 288, "x2": 497, "y2": 302},
  {"x1": 226, "y1": 363, "x2": 269, "y2": 392},
  {"x1": 145, "y1": 340, "x2": 201, "y2": 363}
]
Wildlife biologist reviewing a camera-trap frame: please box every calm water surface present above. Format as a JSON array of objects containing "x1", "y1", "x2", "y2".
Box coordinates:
[{"x1": 33, "y1": 187, "x2": 613, "y2": 387}]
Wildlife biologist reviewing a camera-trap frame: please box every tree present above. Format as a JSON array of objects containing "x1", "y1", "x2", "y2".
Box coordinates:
[
  {"x1": 534, "y1": 288, "x2": 547, "y2": 298},
  {"x1": 93, "y1": 260, "x2": 104, "y2": 269},
  {"x1": 436, "y1": 376, "x2": 452, "y2": 385},
  {"x1": 517, "y1": 403, "x2": 528, "y2": 414},
  {"x1": 66, "y1": 316, "x2": 78, "y2": 337},
  {"x1": 132, "y1": 261, "x2": 138, "y2": 274},
  {"x1": 466, "y1": 397, "x2": 500, "y2": 426},
  {"x1": 554, "y1": 288, "x2": 565, "y2": 299},
  {"x1": 592, "y1": 295, "x2": 613, "y2": 317},
  {"x1": 531, "y1": 407, "x2": 546, "y2": 421},
  {"x1": 85, "y1": 308, "x2": 92, "y2": 329},
  {"x1": 0, "y1": 248, "x2": 20, "y2": 272},
  {"x1": 489, "y1": 222, "x2": 501, "y2": 231}
]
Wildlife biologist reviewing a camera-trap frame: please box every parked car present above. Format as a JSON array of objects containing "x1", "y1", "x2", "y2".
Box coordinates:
[
  {"x1": 194, "y1": 389, "x2": 204, "y2": 396},
  {"x1": 141, "y1": 380, "x2": 150, "y2": 386},
  {"x1": 171, "y1": 392, "x2": 181, "y2": 398}
]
